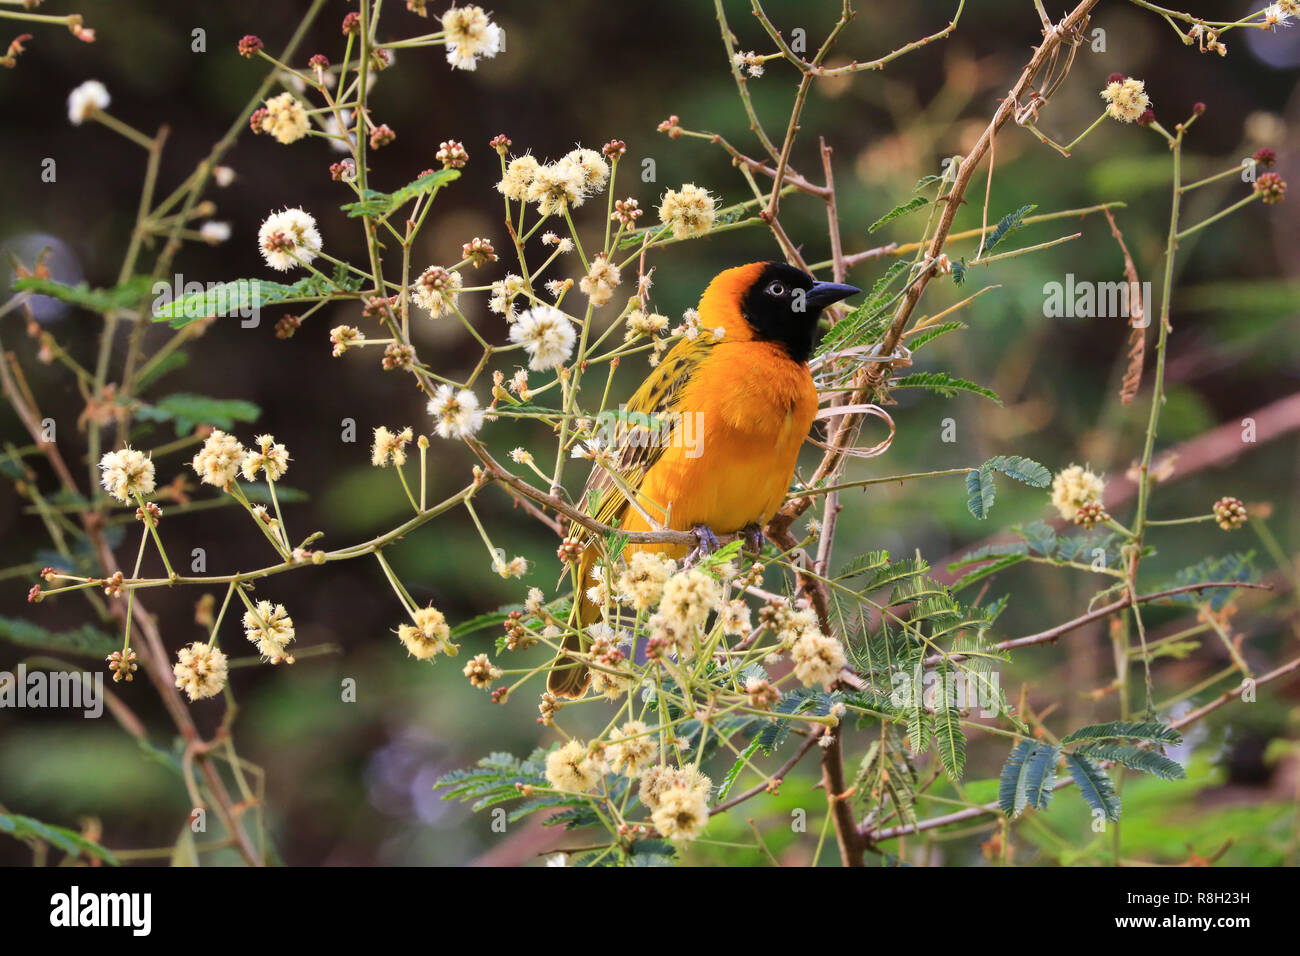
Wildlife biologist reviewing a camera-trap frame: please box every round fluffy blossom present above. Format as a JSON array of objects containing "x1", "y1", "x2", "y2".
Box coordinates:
[
  {"x1": 508, "y1": 305, "x2": 576, "y2": 370},
  {"x1": 497, "y1": 154, "x2": 540, "y2": 201},
  {"x1": 790, "y1": 629, "x2": 846, "y2": 690},
  {"x1": 1050, "y1": 464, "x2": 1105, "y2": 521},
  {"x1": 427, "y1": 385, "x2": 485, "y2": 439},
  {"x1": 371, "y1": 425, "x2": 414, "y2": 467},
  {"x1": 242, "y1": 600, "x2": 295, "y2": 663},
  {"x1": 258, "y1": 207, "x2": 322, "y2": 271},
  {"x1": 527, "y1": 158, "x2": 588, "y2": 216},
  {"x1": 191, "y1": 429, "x2": 246, "y2": 489},
  {"x1": 240, "y1": 433, "x2": 290, "y2": 482},
  {"x1": 615, "y1": 551, "x2": 677, "y2": 611},
  {"x1": 1213, "y1": 496, "x2": 1247, "y2": 530},
  {"x1": 462, "y1": 652, "x2": 502, "y2": 688},
  {"x1": 658, "y1": 183, "x2": 717, "y2": 239},
  {"x1": 658, "y1": 568, "x2": 723, "y2": 633},
  {"x1": 259, "y1": 91, "x2": 310, "y2": 144},
  {"x1": 1100, "y1": 76, "x2": 1150, "y2": 124},
  {"x1": 441, "y1": 4, "x2": 503, "y2": 70},
  {"x1": 606, "y1": 720, "x2": 658, "y2": 777},
  {"x1": 639, "y1": 764, "x2": 711, "y2": 811},
  {"x1": 652, "y1": 782, "x2": 710, "y2": 842},
  {"x1": 625, "y1": 309, "x2": 669, "y2": 341},
  {"x1": 67, "y1": 80, "x2": 109, "y2": 125},
  {"x1": 562, "y1": 147, "x2": 610, "y2": 193},
  {"x1": 579, "y1": 255, "x2": 621, "y2": 307},
  {"x1": 98, "y1": 446, "x2": 155, "y2": 503},
  {"x1": 398, "y1": 605, "x2": 454, "y2": 659},
  {"x1": 411, "y1": 265, "x2": 463, "y2": 317},
  {"x1": 545, "y1": 739, "x2": 600, "y2": 792},
  {"x1": 173, "y1": 642, "x2": 229, "y2": 701},
  {"x1": 719, "y1": 599, "x2": 752, "y2": 636}
]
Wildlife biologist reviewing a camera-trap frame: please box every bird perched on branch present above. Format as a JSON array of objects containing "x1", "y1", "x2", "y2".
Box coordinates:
[{"x1": 547, "y1": 261, "x2": 859, "y2": 697}]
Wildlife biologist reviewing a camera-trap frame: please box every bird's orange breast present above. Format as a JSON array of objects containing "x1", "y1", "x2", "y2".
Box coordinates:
[{"x1": 622, "y1": 340, "x2": 817, "y2": 559}]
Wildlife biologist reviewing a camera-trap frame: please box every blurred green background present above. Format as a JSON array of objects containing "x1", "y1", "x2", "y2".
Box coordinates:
[{"x1": 1, "y1": 0, "x2": 1298, "y2": 865}]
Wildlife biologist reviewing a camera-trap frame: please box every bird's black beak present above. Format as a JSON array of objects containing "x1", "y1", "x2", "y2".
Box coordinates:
[{"x1": 805, "y1": 280, "x2": 861, "y2": 312}]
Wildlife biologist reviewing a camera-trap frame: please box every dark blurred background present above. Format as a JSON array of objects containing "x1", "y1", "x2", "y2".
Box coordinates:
[{"x1": 1, "y1": 0, "x2": 1298, "y2": 865}]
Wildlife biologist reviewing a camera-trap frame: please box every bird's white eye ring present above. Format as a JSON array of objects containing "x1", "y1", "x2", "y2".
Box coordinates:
[{"x1": 765, "y1": 281, "x2": 786, "y2": 297}]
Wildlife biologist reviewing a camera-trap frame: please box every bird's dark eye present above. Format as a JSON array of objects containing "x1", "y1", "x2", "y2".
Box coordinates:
[{"x1": 765, "y1": 281, "x2": 786, "y2": 297}]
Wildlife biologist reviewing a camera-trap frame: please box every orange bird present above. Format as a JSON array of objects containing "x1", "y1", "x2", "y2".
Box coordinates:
[{"x1": 547, "y1": 261, "x2": 859, "y2": 697}]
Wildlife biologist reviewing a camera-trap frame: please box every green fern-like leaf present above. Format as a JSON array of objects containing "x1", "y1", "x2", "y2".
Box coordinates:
[
  {"x1": 983, "y1": 455, "x2": 1052, "y2": 488},
  {"x1": 1065, "y1": 753, "x2": 1121, "y2": 822},
  {"x1": 999, "y1": 740, "x2": 1059, "y2": 817},
  {"x1": 893, "y1": 371, "x2": 1002, "y2": 404},
  {"x1": 1075, "y1": 743, "x2": 1185, "y2": 780},
  {"x1": 981, "y1": 203, "x2": 1037, "y2": 256},
  {"x1": 965, "y1": 466, "x2": 995, "y2": 519},
  {"x1": 1061, "y1": 721, "x2": 1182, "y2": 745},
  {"x1": 868, "y1": 195, "x2": 931, "y2": 233},
  {"x1": 932, "y1": 662, "x2": 967, "y2": 780}
]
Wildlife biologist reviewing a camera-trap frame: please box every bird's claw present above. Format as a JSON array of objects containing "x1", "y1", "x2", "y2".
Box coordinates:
[
  {"x1": 685, "y1": 523, "x2": 721, "y2": 566},
  {"x1": 741, "y1": 522, "x2": 766, "y2": 559}
]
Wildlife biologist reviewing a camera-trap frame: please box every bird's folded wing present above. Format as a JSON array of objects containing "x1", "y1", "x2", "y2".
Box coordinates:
[{"x1": 570, "y1": 333, "x2": 716, "y2": 544}]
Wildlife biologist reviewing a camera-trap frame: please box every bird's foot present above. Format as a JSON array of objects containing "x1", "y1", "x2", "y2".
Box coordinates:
[
  {"x1": 685, "y1": 523, "x2": 721, "y2": 566},
  {"x1": 741, "y1": 522, "x2": 766, "y2": 560}
]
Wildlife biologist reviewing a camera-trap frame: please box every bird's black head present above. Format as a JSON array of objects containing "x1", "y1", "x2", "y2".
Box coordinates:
[{"x1": 737, "y1": 262, "x2": 860, "y2": 362}]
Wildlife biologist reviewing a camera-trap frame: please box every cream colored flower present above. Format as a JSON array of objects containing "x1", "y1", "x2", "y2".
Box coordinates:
[
  {"x1": 625, "y1": 309, "x2": 669, "y2": 341},
  {"x1": 67, "y1": 80, "x2": 109, "y2": 125},
  {"x1": 508, "y1": 305, "x2": 576, "y2": 370},
  {"x1": 260, "y1": 91, "x2": 310, "y2": 144},
  {"x1": 191, "y1": 430, "x2": 246, "y2": 488},
  {"x1": 1100, "y1": 77, "x2": 1150, "y2": 124},
  {"x1": 489, "y1": 272, "x2": 527, "y2": 317},
  {"x1": 790, "y1": 629, "x2": 846, "y2": 690},
  {"x1": 562, "y1": 147, "x2": 610, "y2": 193},
  {"x1": 615, "y1": 551, "x2": 677, "y2": 611},
  {"x1": 173, "y1": 642, "x2": 228, "y2": 701},
  {"x1": 242, "y1": 600, "x2": 295, "y2": 663},
  {"x1": 1050, "y1": 464, "x2": 1105, "y2": 520},
  {"x1": 651, "y1": 783, "x2": 709, "y2": 842},
  {"x1": 397, "y1": 605, "x2": 453, "y2": 659},
  {"x1": 441, "y1": 4, "x2": 503, "y2": 70},
  {"x1": 258, "y1": 207, "x2": 322, "y2": 271},
  {"x1": 427, "y1": 385, "x2": 484, "y2": 439},
  {"x1": 497, "y1": 154, "x2": 540, "y2": 201},
  {"x1": 639, "y1": 764, "x2": 711, "y2": 810},
  {"x1": 658, "y1": 184, "x2": 717, "y2": 239},
  {"x1": 590, "y1": 666, "x2": 632, "y2": 699},
  {"x1": 719, "y1": 599, "x2": 752, "y2": 636},
  {"x1": 411, "y1": 266, "x2": 463, "y2": 318},
  {"x1": 658, "y1": 568, "x2": 722, "y2": 632},
  {"x1": 371, "y1": 426, "x2": 414, "y2": 467},
  {"x1": 98, "y1": 446, "x2": 155, "y2": 503},
  {"x1": 606, "y1": 720, "x2": 657, "y2": 776},
  {"x1": 579, "y1": 255, "x2": 621, "y2": 307},
  {"x1": 527, "y1": 158, "x2": 587, "y2": 216},
  {"x1": 545, "y1": 739, "x2": 600, "y2": 792},
  {"x1": 241, "y1": 434, "x2": 290, "y2": 482}
]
